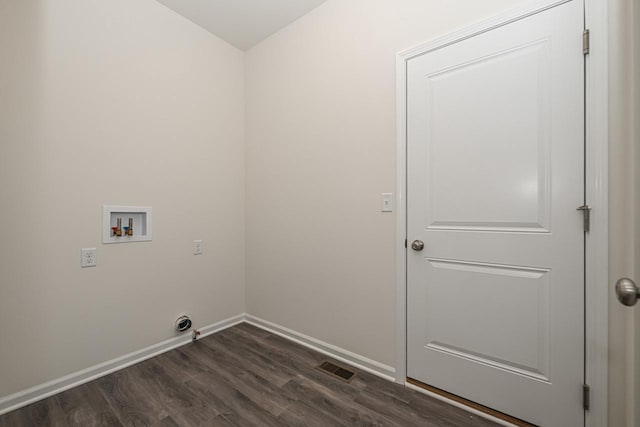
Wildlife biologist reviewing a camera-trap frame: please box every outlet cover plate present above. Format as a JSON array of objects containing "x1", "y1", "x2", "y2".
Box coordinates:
[
  {"x1": 81, "y1": 248, "x2": 97, "y2": 268},
  {"x1": 381, "y1": 193, "x2": 393, "y2": 212}
]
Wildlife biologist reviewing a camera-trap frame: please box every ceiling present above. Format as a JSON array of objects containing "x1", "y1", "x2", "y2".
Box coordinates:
[{"x1": 156, "y1": 0, "x2": 329, "y2": 51}]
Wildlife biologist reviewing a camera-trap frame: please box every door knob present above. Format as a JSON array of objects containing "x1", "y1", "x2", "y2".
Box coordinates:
[
  {"x1": 615, "y1": 278, "x2": 639, "y2": 307},
  {"x1": 411, "y1": 240, "x2": 425, "y2": 251}
]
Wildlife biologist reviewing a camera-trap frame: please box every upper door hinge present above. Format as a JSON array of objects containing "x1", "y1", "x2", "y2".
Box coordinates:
[
  {"x1": 577, "y1": 205, "x2": 591, "y2": 232},
  {"x1": 583, "y1": 29, "x2": 590, "y2": 55},
  {"x1": 583, "y1": 384, "x2": 591, "y2": 411}
]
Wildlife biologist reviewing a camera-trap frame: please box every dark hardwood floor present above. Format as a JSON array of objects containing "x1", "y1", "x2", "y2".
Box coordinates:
[{"x1": 0, "y1": 323, "x2": 499, "y2": 426}]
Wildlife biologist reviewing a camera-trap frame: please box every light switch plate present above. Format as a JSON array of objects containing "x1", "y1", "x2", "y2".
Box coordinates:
[
  {"x1": 381, "y1": 193, "x2": 393, "y2": 212},
  {"x1": 193, "y1": 240, "x2": 203, "y2": 255},
  {"x1": 81, "y1": 248, "x2": 97, "y2": 268}
]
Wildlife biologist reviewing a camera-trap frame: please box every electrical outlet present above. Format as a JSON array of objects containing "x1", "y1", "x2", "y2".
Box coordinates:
[
  {"x1": 81, "y1": 248, "x2": 97, "y2": 268},
  {"x1": 193, "y1": 240, "x2": 203, "y2": 255}
]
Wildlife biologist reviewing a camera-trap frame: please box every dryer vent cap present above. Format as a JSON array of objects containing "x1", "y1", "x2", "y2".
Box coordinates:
[{"x1": 175, "y1": 315, "x2": 192, "y2": 332}]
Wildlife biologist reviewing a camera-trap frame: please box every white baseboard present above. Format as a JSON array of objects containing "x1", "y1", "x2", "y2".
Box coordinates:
[
  {"x1": 245, "y1": 314, "x2": 396, "y2": 382},
  {"x1": 0, "y1": 314, "x2": 245, "y2": 416}
]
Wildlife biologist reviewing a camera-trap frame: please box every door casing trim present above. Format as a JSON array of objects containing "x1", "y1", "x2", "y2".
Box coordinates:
[{"x1": 394, "y1": 1, "x2": 609, "y2": 426}]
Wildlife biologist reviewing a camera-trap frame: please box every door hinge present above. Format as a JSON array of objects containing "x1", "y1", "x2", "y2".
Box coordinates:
[
  {"x1": 583, "y1": 29, "x2": 590, "y2": 55},
  {"x1": 577, "y1": 205, "x2": 591, "y2": 232},
  {"x1": 583, "y1": 384, "x2": 591, "y2": 411},
  {"x1": 405, "y1": 238, "x2": 407, "y2": 249}
]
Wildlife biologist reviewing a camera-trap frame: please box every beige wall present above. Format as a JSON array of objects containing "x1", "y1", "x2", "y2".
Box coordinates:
[
  {"x1": 0, "y1": 0, "x2": 245, "y2": 398},
  {"x1": 245, "y1": 0, "x2": 524, "y2": 369}
]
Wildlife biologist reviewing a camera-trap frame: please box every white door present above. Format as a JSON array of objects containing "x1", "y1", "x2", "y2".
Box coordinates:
[{"x1": 406, "y1": 2, "x2": 585, "y2": 426}]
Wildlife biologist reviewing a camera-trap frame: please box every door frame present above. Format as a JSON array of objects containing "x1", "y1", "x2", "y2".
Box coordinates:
[{"x1": 394, "y1": 0, "x2": 609, "y2": 426}]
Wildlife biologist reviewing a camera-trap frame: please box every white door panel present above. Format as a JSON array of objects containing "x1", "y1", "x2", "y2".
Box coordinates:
[
  {"x1": 425, "y1": 40, "x2": 551, "y2": 232},
  {"x1": 422, "y1": 259, "x2": 551, "y2": 380},
  {"x1": 406, "y1": 2, "x2": 584, "y2": 426}
]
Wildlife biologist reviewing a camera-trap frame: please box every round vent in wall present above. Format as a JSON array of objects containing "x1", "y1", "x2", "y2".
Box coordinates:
[{"x1": 175, "y1": 315, "x2": 192, "y2": 332}]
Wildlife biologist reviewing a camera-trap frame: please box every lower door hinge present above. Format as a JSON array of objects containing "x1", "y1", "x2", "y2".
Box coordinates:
[
  {"x1": 577, "y1": 205, "x2": 592, "y2": 232},
  {"x1": 583, "y1": 384, "x2": 591, "y2": 411},
  {"x1": 583, "y1": 29, "x2": 590, "y2": 55}
]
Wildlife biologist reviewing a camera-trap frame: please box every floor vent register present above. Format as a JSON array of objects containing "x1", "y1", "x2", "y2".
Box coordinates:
[{"x1": 316, "y1": 361, "x2": 356, "y2": 383}]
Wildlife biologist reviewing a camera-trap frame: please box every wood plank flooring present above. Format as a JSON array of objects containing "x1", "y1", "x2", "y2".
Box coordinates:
[{"x1": 0, "y1": 323, "x2": 499, "y2": 426}]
